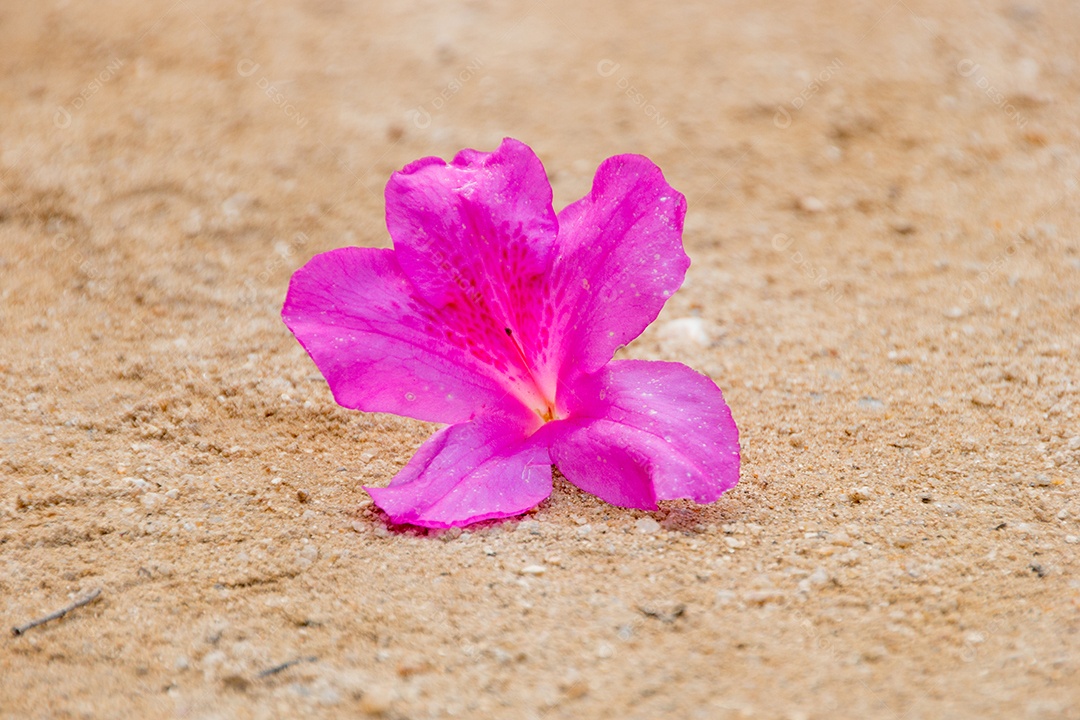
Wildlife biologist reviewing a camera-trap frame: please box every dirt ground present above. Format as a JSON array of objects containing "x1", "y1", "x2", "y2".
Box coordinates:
[{"x1": 1, "y1": 0, "x2": 1079, "y2": 718}]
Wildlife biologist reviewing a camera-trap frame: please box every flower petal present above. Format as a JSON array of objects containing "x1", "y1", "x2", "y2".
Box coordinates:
[
  {"x1": 549, "y1": 360, "x2": 739, "y2": 508},
  {"x1": 282, "y1": 246, "x2": 533, "y2": 425},
  {"x1": 384, "y1": 137, "x2": 561, "y2": 414},
  {"x1": 548, "y1": 155, "x2": 689, "y2": 381},
  {"x1": 365, "y1": 413, "x2": 553, "y2": 528}
]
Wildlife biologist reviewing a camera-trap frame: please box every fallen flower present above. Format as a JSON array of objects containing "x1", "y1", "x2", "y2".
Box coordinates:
[{"x1": 282, "y1": 138, "x2": 739, "y2": 527}]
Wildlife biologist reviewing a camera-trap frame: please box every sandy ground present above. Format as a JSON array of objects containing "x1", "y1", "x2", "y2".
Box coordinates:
[{"x1": 1, "y1": 0, "x2": 1079, "y2": 718}]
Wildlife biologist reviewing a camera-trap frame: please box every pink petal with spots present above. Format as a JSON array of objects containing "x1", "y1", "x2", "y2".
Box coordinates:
[
  {"x1": 365, "y1": 412, "x2": 553, "y2": 528},
  {"x1": 384, "y1": 137, "x2": 561, "y2": 417},
  {"x1": 549, "y1": 360, "x2": 740, "y2": 508},
  {"x1": 547, "y1": 155, "x2": 689, "y2": 384},
  {"x1": 282, "y1": 246, "x2": 534, "y2": 425}
]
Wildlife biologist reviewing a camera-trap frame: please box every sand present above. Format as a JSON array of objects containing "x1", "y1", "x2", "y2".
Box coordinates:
[{"x1": 1, "y1": 0, "x2": 1079, "y2": 717}]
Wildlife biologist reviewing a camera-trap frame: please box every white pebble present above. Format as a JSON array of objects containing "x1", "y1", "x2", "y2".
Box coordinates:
[
  {"x1": 847, "y1": 486, "x2": 874, "y2": 503},
  {"x1": 635, "y1": 517, "x2": 661, "y2": 534},
  {"x1": 657, "y1": 317, "x2": 710, "y2": 347}
]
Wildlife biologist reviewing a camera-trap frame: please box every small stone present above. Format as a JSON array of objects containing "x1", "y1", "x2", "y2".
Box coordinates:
[
  {"x1": 798, "y1": 196, "x2": 826, "y2": 213},
  {"x1": 971, "y1": 391, "x2": 996, "y2": 407},
  {"x1": 744, "y1": 590, "x2": 784, "y2": 606},
  {"x1": 140, "y1": 424, "x2": 163, "y2": 439},
  {"x1": 944, "y1": 306, "x2": 966, "y2": 319},
  {"x1": 861, "y1": 645, "x2": 888, "y2": 662},
  {"x1": 714, "y1": 590, "x2": 737, "y2": 606},
  {"x1": 296, "y1": 544, "x2": 319, "y2": 568},
  {"x1": 358, "y1": 686, "x2": 394, "y2": 716},
  {"x1": 126, "y1": 477, "x2": 152, "y2": 492},
  {"x1": 576, "y1": 524, "x2": 592, "y2": 536},
  {"x1": 141, "y1": 492, "x2": 166, "y2": 509},
  {"x1": 635, "y1": 517, "x2": 662, "y2": 534},
  {"x1": 519, "y1": 565, "x2": 546, "y2": 576},
  {"x1": 891, "y1": 219, "x2": 915, "y2": 234},
  {"x1": 846, "y1": 486, "x2": 873, "y2": 504},
  {"x1": 964, "y1": 631, "x2": 986, "y2": 645},
  {"x1": 483, "y1": 546, "x2": 496, "y2": 556},
  {"x1": 723, "y1": 536, "x2": 744, "y2": 549},
  {"x1": 829, "y1": 532, "x2": 853, "y2": 547},
  {"x1": 797, "y1": 567, "x2": 830, "y2": 594},
  {"x1": 1065, "y1": 535, "x2": 1079, "y2": 544},
  {"x1": 657, "y1": 317, "x2": 710, "y2": 347},
  {"x1": 564, "y1": 679, "x2": 590, "y2": 698}
]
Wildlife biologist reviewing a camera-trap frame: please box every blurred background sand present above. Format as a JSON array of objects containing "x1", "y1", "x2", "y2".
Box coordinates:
[{"x1": 1, "y1": 1, "x2": 1078, "y2": 717}]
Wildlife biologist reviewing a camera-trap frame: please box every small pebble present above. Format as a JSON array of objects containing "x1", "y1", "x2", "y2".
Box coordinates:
[
  {"x1": 635, "y1": 517, "x2": 662, "y2": 534},
  {"x1": 519, "y1": 565, "x2": 546, "y2": 576},
  {"x1": 744, "y1": 590, "x2": 785, "y2": 606},
  {"x1": 358, "y1": 686, "x2": 394, "y2": 716},
  {"x1": 714, "y1": 590, "x2": 737, "y2": 606},
  {"x1": 891, "y1": 219, "x2": 916, "y2": 234},
  {"x1": 847, "y1": 486, "x2": 873, "y2": 504},
  {"x1": 141, "y1": 492, "x2": 166, "y2": 509},
  {"x1": 564, "y1": 678, "x2": 591, "y2": 697},
  {"x1": 657, "y1": 317, "x2": 710, "y2": 347},
  {"x1": 798, "y1": 196, "x2": 826, "y2": 213}
]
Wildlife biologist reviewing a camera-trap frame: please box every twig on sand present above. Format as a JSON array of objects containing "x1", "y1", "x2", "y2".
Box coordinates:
[
  {"x1": 11, "y1": 588, "x2": 103, "y2": 636},
  {"x1": 257, "y1": 655, "x2": 318, "y2": 678}
]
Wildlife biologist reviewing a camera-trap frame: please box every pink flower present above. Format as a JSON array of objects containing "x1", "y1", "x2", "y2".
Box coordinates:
[{"x1": 282, "y1": 138, "x2": 739, "y2": 528}]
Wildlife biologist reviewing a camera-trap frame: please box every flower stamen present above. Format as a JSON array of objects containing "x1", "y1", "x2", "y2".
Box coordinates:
[{"x1": 504, "y1": 327, "x2": 558, "y2": 422}]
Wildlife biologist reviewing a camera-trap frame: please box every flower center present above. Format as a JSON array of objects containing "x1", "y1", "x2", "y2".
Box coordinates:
[{"x1": 504, "y1": 327, "x2": 560, "y2": 423}]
